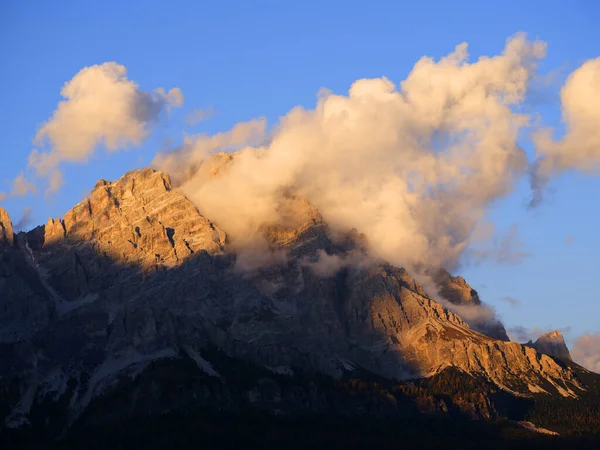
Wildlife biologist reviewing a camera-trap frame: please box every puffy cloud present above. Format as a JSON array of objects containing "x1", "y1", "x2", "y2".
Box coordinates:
[
  {"x1": 153, "y1": 118, "x2": 267, "y2": 185},
  {"x1": 531, "y1": 57, "x2": 600, "y2": 206},
  {"x1": 155, "y1": 33, "x2": 545, "y2": 272},
  {"x1": 571, "y1": 332, "x2": 600, "y2": 373},
  {"x1": 29, "y1": 62, "x2": 183, "y2": 194}
]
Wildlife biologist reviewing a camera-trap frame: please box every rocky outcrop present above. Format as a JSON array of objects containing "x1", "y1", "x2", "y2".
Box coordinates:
[
  {"x1": 0, "y1": 168, "x2": 589, "y2": 429},
  {"x1": 527, "y1": 331, "x2": 572, "y2": 361},
  {"x1": 433, "y1": 269, "x2": 509, "y2": 341},
  {"x1": 0, "y1": 207, "x2": 14, "y2": 247}
]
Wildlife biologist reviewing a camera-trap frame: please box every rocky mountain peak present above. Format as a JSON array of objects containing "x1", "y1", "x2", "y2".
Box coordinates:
[
  {"x1": 0, "y1": 206, "x2": 14, "y2": 247},
  {"x1": 31, "y1": 168, "x2": 224, "y2": 265},
  {"x1": 16, "y1": 168, "x2": 227, "y2": 306},
  {"x1": 528, "y1": 330, "x2": 572, "y2": 361}
]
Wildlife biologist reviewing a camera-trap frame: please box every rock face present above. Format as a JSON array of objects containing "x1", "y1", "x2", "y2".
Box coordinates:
[
  {"x1": 0, "y1": 207, "x2": 14, "y2": 247},
  {"x1": 528, "y1": 331, "x2": 572, "y2": 361},
  {"x1": 0, "y1": 168, "x2": 588, "y2": 429}
]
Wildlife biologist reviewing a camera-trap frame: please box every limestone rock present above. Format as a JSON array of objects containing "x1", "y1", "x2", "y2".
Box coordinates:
[
  {"x1": 528, "y1": 330, "x2": 572, "y2": 361},
  {"x1": 0, "y1": 207, "x2": 14, "y2": 247},
  {"x1": 56, "y1": 167, "x2": 225, "y2": 265}
]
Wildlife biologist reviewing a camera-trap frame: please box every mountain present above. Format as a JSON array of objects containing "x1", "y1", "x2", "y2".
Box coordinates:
[
  {"x1": 1, "y1": 168, "x2": 599, "y2": 448},
  {"x1": 527, "y1": 331, "x2": 572, "y2": 361}
]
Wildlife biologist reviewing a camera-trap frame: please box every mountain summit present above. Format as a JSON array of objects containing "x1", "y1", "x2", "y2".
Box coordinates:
[{"x1": 528, "y1": 330, "x2": 572, "y2": 361}]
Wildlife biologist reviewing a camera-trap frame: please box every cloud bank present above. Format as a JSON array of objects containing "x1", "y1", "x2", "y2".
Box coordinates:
[
  {"x1": 150, "y1": 34, "x2": 599, "y2": 343},
  {"x1": 155, "y1": 33, "x2": 546, "y2": 272}
]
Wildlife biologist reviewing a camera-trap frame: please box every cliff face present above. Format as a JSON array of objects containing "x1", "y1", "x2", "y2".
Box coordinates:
[{"x1": 0, "y1": 169, "x2": 588, "y2": 429}]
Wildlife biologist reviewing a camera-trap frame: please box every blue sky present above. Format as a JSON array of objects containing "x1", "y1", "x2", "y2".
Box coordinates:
[{"x1": 1, "y1": 0, "x2": 599, "y2": 346}]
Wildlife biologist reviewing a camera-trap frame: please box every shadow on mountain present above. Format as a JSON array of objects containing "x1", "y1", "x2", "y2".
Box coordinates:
[{"x1": 2, "y1": 224, "x2": 600, "y2": 448}]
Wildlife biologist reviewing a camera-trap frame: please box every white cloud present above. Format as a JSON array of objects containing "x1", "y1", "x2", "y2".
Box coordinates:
[
  {"x1": 152, "y1": 118, "x2": 267, "y2": 185},
  {"x1": 155, "y1": 33, "x2": 545, "y2": 272},
  {"x1": 29, "y1": 62, "x2": 183, "y2": 194},
  {"x1": 531, "y1": 57, "x2": 600, "y2": 206},
  {"x1": 571, "y1": 332, "x2": 600, "y2": 373}
]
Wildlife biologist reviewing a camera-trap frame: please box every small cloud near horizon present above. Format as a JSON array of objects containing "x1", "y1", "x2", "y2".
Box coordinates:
[{"x1": 502, "y1": 296, "x2": 520, "y2": 307}]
